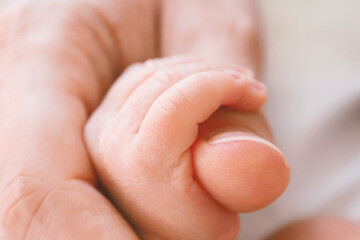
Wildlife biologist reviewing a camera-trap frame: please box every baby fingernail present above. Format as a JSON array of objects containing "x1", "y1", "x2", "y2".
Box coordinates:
[
  {"x1": 223, "y1": 69, "x2": 266, "y2": 91},
  {"x1": 223, "y1": 69, "x2": 247, "y2": 82}
]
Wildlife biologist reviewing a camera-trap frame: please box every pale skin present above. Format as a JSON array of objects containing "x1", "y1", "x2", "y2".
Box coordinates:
[
  {"x1": 0, "y1": 0, "x2": 358, "y2": 239},
  {"x1": 85, "y1": 55, "x2": 289, "y2": 239}
]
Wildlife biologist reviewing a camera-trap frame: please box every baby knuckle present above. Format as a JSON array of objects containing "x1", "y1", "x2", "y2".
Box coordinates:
[
  {"x1": 84, "y1": 116, "x2": 109, "y2": 159},
  {"x1": 151, "y1": 68, "x2": 181, "y2": 86},
  {"x1": 96, "y1": 126, "x2": 120, "y2": 162},
  {"x1": 156, "y1": 86, "x2": 188, "y2": 115},
  {"x1": 195, "y1": 70, "x2": 223, "y2": 85},
  {"x1": 85, "y1": 115, "x2": 127, "y2": 165}
]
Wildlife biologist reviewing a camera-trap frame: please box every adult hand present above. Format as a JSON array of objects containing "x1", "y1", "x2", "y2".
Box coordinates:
[{"x1": 0, "y1": 0, "x2": 158, "y2": 239}]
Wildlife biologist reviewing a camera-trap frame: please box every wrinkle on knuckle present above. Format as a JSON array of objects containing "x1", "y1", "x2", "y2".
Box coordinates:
[
  {"x1": 151, "y1": 69, "x2": 173, "y2": 86},
  {"x1": 0, "y1": 174, "x2": 52, "y2": 239},
  {"x1": 1, "y1": 1, "x2": 118, "y2": 108},
  {"x1": 156, "y1": 86, "x2": 188, "y2": 115},
  {"x1": 22, "y1": 189, "x2": 53, "y2": 240},
  {"x1": 150, "y1": 67, "x2": 181, "y2": 87}
]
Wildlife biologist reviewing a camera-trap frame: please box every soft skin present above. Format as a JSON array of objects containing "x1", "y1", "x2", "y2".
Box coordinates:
[
  {"x1": 0, "y1": 0, "x2": 158, "y2": 239},
  {"x1": 84, "y1": 56, "x2": 290, "y2": 239},
  {"x1": 0, "y1": 0, "x2": 288, "y2": 239},
  {"x1": 2, "y1": 0, "x2": 354, "y2": 239}
]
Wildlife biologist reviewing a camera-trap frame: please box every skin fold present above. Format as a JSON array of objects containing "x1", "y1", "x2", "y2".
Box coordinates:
[
  {"x1": 0, "y1": 0, "x2": 357, "y2": 239},
  {"x1": 0, "y1": 0, "x2": 157, "y2": 239},
  {"x1": 84, "y1": 55, "x2": 289, "y2": 239}
]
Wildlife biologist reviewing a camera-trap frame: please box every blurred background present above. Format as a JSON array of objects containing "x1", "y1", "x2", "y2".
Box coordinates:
[
  {"x1": 1, "y1": 0, "x2": 359, "y2": 239},
  {"x1": 242, "y1": 1, "x2": 360, "y2": 239}
]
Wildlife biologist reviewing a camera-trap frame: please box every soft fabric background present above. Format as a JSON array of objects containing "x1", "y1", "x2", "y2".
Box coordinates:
[{"x1": 1, "y1": 0, "x2": 359, "y2": 239}]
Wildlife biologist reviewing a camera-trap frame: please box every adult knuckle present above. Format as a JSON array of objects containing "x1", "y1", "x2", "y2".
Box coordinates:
[{"x1": 0, "y1": 173, "x2": 50, "y2": 239}]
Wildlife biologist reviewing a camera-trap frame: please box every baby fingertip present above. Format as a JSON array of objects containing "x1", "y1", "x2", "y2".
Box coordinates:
[
  {"x1": 249, "y1": 79, "x2": 267, "y2": 92},
  {"x1": 223, "y1": 69, "x2": 247, "y2": 83}
]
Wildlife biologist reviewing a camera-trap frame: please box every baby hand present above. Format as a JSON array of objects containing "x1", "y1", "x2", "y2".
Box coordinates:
[{"x1": 85, "y1": 56, "x2": 290, "y2": 239}]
